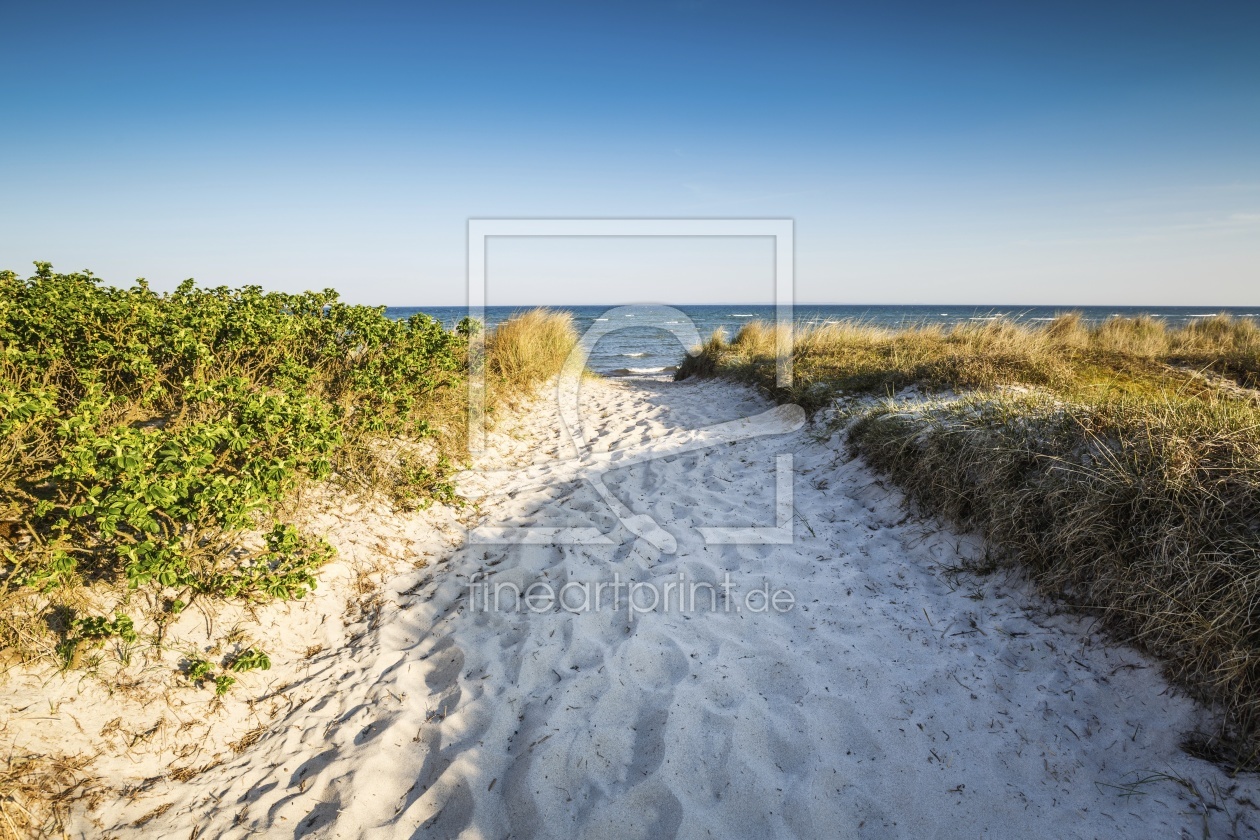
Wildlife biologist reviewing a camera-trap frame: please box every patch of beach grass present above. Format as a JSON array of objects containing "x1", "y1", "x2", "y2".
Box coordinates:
[
  {"x1": 849, "y1": 391, "x2": 1260, "y2": 769},
  {"x1": 486, "y1": 308, "x2": 579, "y2": 401},
  {"x1": 679, "y1": 313, "x2": 1260, "y2": 766},
  {"x1": 677, "y1": 313, "x2": 1260, "y2": 408}
]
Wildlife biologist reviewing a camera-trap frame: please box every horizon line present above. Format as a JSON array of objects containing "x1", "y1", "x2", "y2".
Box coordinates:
[{"x1": 379, "y1": 303, "x2": 1260, "y2": 310}]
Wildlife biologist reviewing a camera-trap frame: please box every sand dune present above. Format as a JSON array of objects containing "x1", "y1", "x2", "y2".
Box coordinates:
[{"x1": 51, "y1": 377, "x2": 1260, "y2": 836}]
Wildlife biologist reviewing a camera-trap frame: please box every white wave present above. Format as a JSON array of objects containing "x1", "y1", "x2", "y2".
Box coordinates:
[
  {"x1": 595, "y1": 318, "x2": 608, "y2": 321},
  {"x1": 731, "y1": 314, "x2": 754, "y2": 317},
  {"x1": 606, "y1": 365, "x2": 676, "y2": 376},
  {"x1": 622, "y1": 352, "x2": 648, "y2": 358}
]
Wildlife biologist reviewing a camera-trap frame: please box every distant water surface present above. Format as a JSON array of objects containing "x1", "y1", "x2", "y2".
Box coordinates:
[{"x1": 386, "y1": 305, "x2": 1260, "y2": 377}]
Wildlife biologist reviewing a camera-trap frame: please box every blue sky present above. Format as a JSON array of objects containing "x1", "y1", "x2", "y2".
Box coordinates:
[{"x1": 2, "y1": 1, "x2": 1257, "y2": 305}]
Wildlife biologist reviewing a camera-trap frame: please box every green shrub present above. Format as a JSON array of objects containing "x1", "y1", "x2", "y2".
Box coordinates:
[
  {"x1": 0, "y1": 263, "x2": 576, "y2": 677},
  {"x1": 0, "y1": 264, "x2": 474, "y2": 668}
]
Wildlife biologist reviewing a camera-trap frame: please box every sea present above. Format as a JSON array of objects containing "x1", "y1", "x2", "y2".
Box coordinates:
[{"x1": 385, "y1": 305, "x2": 1260, "y2": 378}]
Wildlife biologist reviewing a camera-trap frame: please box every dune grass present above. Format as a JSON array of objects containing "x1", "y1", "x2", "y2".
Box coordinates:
[
  {"x1": 851, "y1": 393, "x2": 1260, "y2": 769},
  {"x1": 679, "y1": 312, "x2": 1260, "y2": 768},
  {"x1": 486, "y1": 308, "x2": 580, "y2": 399},
  {"x1": 677, "y1": 313, "x2": 1260, "y2": 409}
]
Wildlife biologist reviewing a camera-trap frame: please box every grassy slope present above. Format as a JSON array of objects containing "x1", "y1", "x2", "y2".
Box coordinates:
[{"x1": 679, "y1": 313, "x2": 1260, "y2": 768}]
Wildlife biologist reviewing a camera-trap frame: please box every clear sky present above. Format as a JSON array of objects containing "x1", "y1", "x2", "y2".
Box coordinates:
[{"x1": 2, "y1": 1, "x2": 1257, "y2": 306}]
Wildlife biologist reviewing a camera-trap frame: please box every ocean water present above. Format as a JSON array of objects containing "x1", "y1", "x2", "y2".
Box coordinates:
[{"x1": 387, "y1": 305, "x2": 1260, "y2": 377}]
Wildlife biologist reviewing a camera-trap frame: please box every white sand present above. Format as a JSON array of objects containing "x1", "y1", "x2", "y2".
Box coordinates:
[{"x1": 7, "y1": 375, "x2": 1259, "y2": 837}]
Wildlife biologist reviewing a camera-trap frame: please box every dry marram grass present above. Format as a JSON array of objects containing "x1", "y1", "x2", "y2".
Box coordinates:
[
  {"x1": 0, "y1": 753, "x2": 95, "y2": 840},
  {"x1": 486, "y1": 309, "x2": 580, "y2": 399},
  {"x1": 680, "y1": 313, "x2": 1260, "y2": 767},
  {"x1": 677, "y1": 313, "x2": 1260, "y2": 407}
]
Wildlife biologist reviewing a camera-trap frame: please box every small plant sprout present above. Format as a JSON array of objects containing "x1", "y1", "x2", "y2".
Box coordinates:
[
  {"x1": 184, "y1": 657, "x2": 215, "y2": 684},
  {"x1": 228, "y1": 648, "x2": 271, "y2": 673}
]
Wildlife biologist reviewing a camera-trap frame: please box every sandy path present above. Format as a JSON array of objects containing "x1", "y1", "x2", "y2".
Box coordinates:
[{"x1": 95, "y1": 376, "x2": 1258, "y2": 838}]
